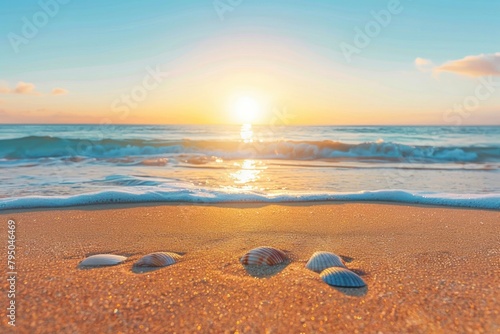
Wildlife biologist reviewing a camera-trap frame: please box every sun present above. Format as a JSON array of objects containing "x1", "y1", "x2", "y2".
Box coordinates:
[{"x1": 233, "y1": 96, "x2": 262, "y2": 124}]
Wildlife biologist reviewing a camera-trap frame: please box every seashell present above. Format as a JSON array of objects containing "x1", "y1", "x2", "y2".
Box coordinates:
[
  {"x1": 305, "y1": 251, "x2": 346, "y2": 273},
  {"x1": 79, "y1": 254, "x2": 127, "y2": 267},
  {"x1": 320, "y1": 267, "x2": 366, "y2": 288},
  {"x1": 240, "y1": 246, "x2": 288, "y2": 266},
  {"x1": 134, "y1": 252, "x2": 181, "y2": 267}
]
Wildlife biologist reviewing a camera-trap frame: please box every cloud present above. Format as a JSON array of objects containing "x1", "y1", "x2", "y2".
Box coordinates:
[
  {"x1": 51, "y1": 87, "x2": 68, "y2": 95},
  {"x1": 415, "y1": 57, "x2": 432, "y2": 66},
  {"x1": 414, "y1": 57, "x2": 434, "y2": 72},
  {"x1": 0, "y1": 81, "x2": 68, "y2": 96},
  {"x1": 13, "y1": 81, "x2": 40, "y2": 95},
  {"x1": 434, "y1": 53, "x2": 500, "y2": 77}
]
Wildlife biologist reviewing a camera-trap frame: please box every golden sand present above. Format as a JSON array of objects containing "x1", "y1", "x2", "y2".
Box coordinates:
[{"x1": 1, "y1": 203, "x2": 499, "y2": 333}]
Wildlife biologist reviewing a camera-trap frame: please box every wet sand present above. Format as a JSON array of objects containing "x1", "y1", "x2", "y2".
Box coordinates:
[{"x1": 1, "y1": 202, "x2": 499, "y2": 333}]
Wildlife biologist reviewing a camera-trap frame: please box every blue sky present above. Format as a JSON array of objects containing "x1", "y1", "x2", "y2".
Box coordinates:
[{"x1": 1, "y1": 0, "x2": 499, "y2": 124}]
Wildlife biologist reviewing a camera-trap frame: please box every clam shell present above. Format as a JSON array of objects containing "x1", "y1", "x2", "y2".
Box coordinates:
[
  {"x1": 305, "y1": 251, "x2": 346, "y2": 273},
  {"x1": 79, "y1": 254, "x2": 127, "y2": 267},
  {"x1": 320, "y1": 267, "x2": 366, "y2": 288},
  {"x1": 240, "y1": 246, "x2": 287, "y2": 265},
  {"x1": 134, "y1": 252, "x2": 181, "y2": 267}
]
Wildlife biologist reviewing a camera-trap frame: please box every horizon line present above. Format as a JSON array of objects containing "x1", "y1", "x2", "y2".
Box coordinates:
[{"x1": 0, "y1": 123, "x2": 499, "y2": 127}]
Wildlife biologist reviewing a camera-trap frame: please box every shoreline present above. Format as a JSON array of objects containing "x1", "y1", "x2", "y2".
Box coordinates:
[
  {"x1": 1, "y1": 202, "x2": 499, "y2": 333},
  {"x1": 2, "y1": 199, "x2": 500, "y2": 214}
]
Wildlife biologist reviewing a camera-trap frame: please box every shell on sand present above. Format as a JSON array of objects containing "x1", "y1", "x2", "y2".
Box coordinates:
[
  {"x1": 305, "y1": 251, "x2": 346, "y2": 273},
  {"x1": 240, "y1": 246, "x2": 288, "y2": 266},
  {"x1": 134, "y1": 252, "x2": 181, "y2": 267},
  {"x1": 320, "y1": 267, "x2": 366, "y2": 288},
  {"x1": 79, "y1": 254, "x2": 127, "y2": 267}
]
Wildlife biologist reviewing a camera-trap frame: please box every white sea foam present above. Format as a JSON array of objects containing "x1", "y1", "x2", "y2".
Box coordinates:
[{"x1": 1, "y1": 188, "x2": 498, "y2": 210}]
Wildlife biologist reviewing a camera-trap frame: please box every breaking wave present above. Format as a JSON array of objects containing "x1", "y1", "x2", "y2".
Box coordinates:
[
  {"x1": 1, "y1": 188, "x2": 498, "y2": 210},
  {"x1": 1, "y1": 136, "x2": 499, "y2": 163}
]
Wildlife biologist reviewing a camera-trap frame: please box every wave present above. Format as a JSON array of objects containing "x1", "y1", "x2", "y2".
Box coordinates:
[
  {"x1": 1, "y1": 136, "x2": 499, "y2": 163},
  {"x1": 1, "y1": 188, "x2": 498, "y2": 210}
]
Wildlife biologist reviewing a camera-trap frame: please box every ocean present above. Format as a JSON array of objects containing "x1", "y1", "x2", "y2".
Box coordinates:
[{"x1": 0, "y1": 124, "x2": 499, "y2": 210}]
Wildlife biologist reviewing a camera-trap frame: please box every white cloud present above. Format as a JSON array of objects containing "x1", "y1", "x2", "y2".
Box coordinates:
[
  {"x1": 434, "y1": 53, "x2": 500, "y2": 77},
  {"x1": 13, "y1": 81, "x2": 40, "y2": 95},
  {"x1": 414, "y1": 57, "x2": 434, "y2": 72},
  {"x1": 51, "y1": 87, "x2": 68, "y2": 95},
  {"x1": 0, "y1": 81, "x2": 69, "y2": 96}
]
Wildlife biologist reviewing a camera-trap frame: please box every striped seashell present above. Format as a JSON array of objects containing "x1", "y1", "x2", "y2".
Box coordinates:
[
  {"x1": 320, "y1": 267, "x2": 366, "y2": 288},
  {"x1": 240, "y1": 246, "x2": 288, "y2": 265},
  {"x1": 305, "y1": 251, "x2": 346, "y2": 273},
  {"x1": 79, "y1": 254, "x2": 127, "y2": 267},
  {"x1": 134, "y1": 252, "x2": 181, "y2": 267}
]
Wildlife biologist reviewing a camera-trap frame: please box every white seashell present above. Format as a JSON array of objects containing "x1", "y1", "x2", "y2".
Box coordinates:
[
  {"x1": 240, "y1": 246, "x2": 288, "y2": 265},
  {"x1": 134, "y1": 252, "x2": 181, "y2": 267},
  {"x1": 305, "y1": 251, "x2": 346, "y2": 273},
  {"x1": 320, "y1": 267, "x2": 366, "y2": 288},
  {"x1": 79, "y1": 254, "x2": 127, "y2": 267}
]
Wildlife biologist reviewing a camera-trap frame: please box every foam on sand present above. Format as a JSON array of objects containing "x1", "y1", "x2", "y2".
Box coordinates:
[{"x1": 1, "y1": 188, "x2": 499, "y2": 210}]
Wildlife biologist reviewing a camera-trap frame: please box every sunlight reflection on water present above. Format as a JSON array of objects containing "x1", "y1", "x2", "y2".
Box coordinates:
[
  {"x1": 230, "y1": 160, "x2": 261, "y2": 188},
  {"x1": 240, "y1": 123, "x2": 254, "y2": 143},
  {"x1": 227, "y1": 124, "x2": 263, "y2": 189}
]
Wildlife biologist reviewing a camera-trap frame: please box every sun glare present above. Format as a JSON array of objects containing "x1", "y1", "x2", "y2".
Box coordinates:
[{"x1": 234, "y1": 96, "x2": 261, "y2": 124}]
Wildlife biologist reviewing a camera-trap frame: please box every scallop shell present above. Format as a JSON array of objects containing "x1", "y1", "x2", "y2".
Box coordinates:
[
  {"x1": 305, "y1": 251, "x2": 346, "y2": 273},
  {"x1": 134, "y1": 252, "x2": 181, "y2": 267},
  {"x1": 320, "y1": 267, "x2": 366, "y2": 288},
  {"x1": 240, "y1": 246, "x2": 288, "y2": 265},
  {"x1": 79, "y1": 254, "x2": 127, "y2": 267}
]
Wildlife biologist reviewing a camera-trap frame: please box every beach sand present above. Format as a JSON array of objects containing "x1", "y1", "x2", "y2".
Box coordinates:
[{"x1": 1, "y1": 202, "x2": 499, "y2": 333}]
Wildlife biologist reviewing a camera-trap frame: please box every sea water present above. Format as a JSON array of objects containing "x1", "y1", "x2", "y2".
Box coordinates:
[{"x1": 0, "y1": 124, "x2": 499, "y2": 210}]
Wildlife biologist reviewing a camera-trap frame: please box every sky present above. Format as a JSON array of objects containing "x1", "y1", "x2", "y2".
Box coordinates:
[{"x1": 0, "y1": 0, "x2": 499, "y2": 125}]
